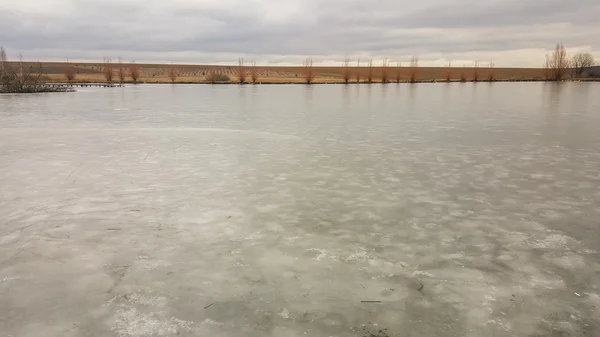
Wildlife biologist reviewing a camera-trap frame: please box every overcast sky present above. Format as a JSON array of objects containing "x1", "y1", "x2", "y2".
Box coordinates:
[{"x1": 1, "y1": 0, "x2": 599, "y2": 67}]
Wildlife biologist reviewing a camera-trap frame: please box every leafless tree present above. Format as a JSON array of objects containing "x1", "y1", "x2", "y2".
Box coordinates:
[
  {"x1": 543, "y1": 55, "x2": 551, "y2": 80},
  {"x1": 571, "y1": 52, "x2": 595, "y2": 78},
  {"x1": 129, "y1": 61, "x2": 141, "y2": 83},
  {"x1": 250, "y1": 61, "x2": 258, "y2": 84},
  {"x1": 409, "y1": 56, "x2": 419, "y2": 83},
  {"x1": 381, "y1": 57, "x2": 389, "y2": 83},
  {"x1": 103, "y1": 57, "x2": 114, "y2": 83},
  {"x1": 473, "y1": 61, "x2": 479, "y2": 82},
  {"x1": 546, "y1": 43, "x2": 569, "y2": 81},
  {"x1": 460, "y1": 65, "x2": 467, "y2": 82},
  {"x1": 487, "y1": 61, "x2": 496, "y2": 81},
  {"x1": 1, "y1": 49, "x2": 72, "y2": 93},
  {"x1": 445, "y1": 60, "x2": 452, "y2": 82},
  {"x1": 64, "y1": 59, "x2": 76, "y2": 82},
  {"x1": 367, "y1": 58, "x2": 373, "y2": 83},
  {"x1": 168, "y1": 65, "x2": 178, "y2": 83},
  {"x1": 303, "y1": 57, "x2": 315, "y2": 84},
  {"x1": 342, "y1": 57, "x2": 351, "y2": 84},
  {"x1": 0, "y1": 47, "x2": 6, "y2": 75},
  {"x1": 117, "y1": 57, "x2": 126, "y2": 84},
  {"x1": 356, "y1": 58, "x2": 361, "y2": 83},
  {"x1": 237, "y1": 58, "x2": 247, "y2": 83},
  {"x1": 395, "y1": 61, "x2": 402, "y2": 83}
]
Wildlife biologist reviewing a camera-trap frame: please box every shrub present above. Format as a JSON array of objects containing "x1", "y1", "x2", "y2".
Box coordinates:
[
  {"x1": 1, "y1": 51, "x2": 73, "y2": 93},
  {"x1": 206, "y1": 71, "x2": 230, "y2": 83},
  {"x1": 381, "y1": 57, "x2": 389, "y2": 83},
  {"x1": 129, "y1": 62, "x2": 141, "y2": 83}
]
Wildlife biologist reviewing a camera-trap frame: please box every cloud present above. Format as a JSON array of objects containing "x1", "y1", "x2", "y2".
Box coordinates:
[{"x1": 0, "y1": 0, "x2": 599, "y2": 66}]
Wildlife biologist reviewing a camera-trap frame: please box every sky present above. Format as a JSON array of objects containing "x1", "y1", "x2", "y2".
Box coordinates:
[{"x1": 1, "y1": 0, "x2": 599, "y2": 67}]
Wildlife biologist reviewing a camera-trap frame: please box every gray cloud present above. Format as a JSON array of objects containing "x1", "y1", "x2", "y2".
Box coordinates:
[{"x1": 0, "y1": 0, "x2": 599, "y2": 66}]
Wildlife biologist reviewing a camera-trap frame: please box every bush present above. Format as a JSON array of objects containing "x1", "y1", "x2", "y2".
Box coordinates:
[
  {"x1": 205, "y1": 71, "x2": 230, "y2": 83},
  {"x1": 1, "y1": 47, "x2": 73, "y2": 93}
]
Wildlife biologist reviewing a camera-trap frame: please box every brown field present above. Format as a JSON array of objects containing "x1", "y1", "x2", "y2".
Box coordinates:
[{"x1": 10, "y1": 61, "x2": 547, "y2": 84}]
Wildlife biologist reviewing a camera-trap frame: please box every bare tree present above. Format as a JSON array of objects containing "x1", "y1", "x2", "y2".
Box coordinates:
[
  {"x1": 250, "y1": 61, "x2": 258, "y2": 84},
  {"x1": 395, "y1": 61, "x2": 402, "y2": 83},
  {"x1": 117, "y1": 57, "x2": 125, "y2": 84},
  {"x1": 546, "y1": 43, "x2": 569, "y2": 81},
  {"x1": 487, "y1": 61, "x2": 496, "y2": 81},
  {"x1": 129, "y1": 61, "x2": 141, "y2": 83},
  {"x1": 381, "y1": 57, "x2": 389, "y2": 83},
  {"x1": 237, "y1": 58, "x2": 247, "y2": 84},
  {"x1": 1, "y1": 49, "x2": 72, "y2": 93},
  {"x1": 367, "y1": 58, "x2": 373, "y2": 83},
  {"x1": 342, "y1": 57, "x2": 351, "y2": 84},
  {"x1": 103, "y1": 57, "x2": 114, "y2": 83},
  {"x1": 1, "y1": 47, "x2": 8, "y2": 75},
  {"x1": 543, "y1": 55, "x2": 551, "y2": 80},
  {"x1": 64, "y1": 59, "x2": 76, "y2": 82},
  {"x1": 473, "y1": 61, "x2": 479, "y2": 82},
  {"x1": 409, "y1": 56, "x2": 419, "y2": 83},
  {"x1": 445, "y1": 60, "x2": 452, "y2": 82},
  {"x1": 355, "y1": 58, "x2": 361, "y2": 83},
  {"x1": 460, "y1": 65, "x2": 467, "y2": 82},
  {"x1": 571, "y1": 52, "x2": 595, "y2": 78},
  {"x1": 303, "y1": 57, "x2": 315, "y2": 84},
  {"x1": 168, "y1": 65, "x2": 178, "y2": 83}
]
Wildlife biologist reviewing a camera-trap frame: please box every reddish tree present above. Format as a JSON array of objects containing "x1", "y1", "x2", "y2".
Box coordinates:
[
  {"x1": 473, "y1": 61, "x2": 480, "y2": 82},
  {"x1": 103, "y1": 57, "x2": 113, "y2": 83},
  {"x1": 445, "y1": 60, "x2": 452, "y2": 82},
  {"x1": 395, "y1": 61, "x2": 402, "y2": 83},
  {"x1": 366, "y1": 58, "x2": 373, "y2": 83},
  {"x1": 129, "y1": 62, "x2": 141, "y2": 83},
  {"x1": 487, "y1": 61, "x2": 496, "y2": 81},
  {"x1": 117, "y1": 57, "x2": 125, "y2": 84},
  {"x1": 342, "y1": 57, "x2": 351, "y2": 84},
  {"x1": 237, "y1": 58, "x2": 247, "y2": 83},
  {"x1": 64, "y1": 61, "x2": 76, "y2": 82},
  {"x1": 250, "y1": 61, "x2": 258, "y2": 84},
  {"x1": 303, "y1": 57, "x2": 315, "y2": 84},
  {"x1": 381, "y1": 57, "x2": 389, "y2": 83},
  {"x1": 168, "y1": 66, "x2": 178, "y2": 83},
  {"x1": 409, "y1": 56, "x2": 419, "y2": 83}
]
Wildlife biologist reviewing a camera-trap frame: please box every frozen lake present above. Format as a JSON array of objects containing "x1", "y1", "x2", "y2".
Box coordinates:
[{"x1": 1, "y1": 83, "x2": 600, "y2": 337}]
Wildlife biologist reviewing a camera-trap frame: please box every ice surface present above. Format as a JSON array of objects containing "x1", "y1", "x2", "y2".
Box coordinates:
[{"x1": 1, "y1": 83, "x2": 600, "y2": 336}]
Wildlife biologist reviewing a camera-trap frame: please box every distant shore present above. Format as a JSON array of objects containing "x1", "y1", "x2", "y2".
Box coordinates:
[{"x1": 5, "y1": 61, "x2": 598, "y2": 85}]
